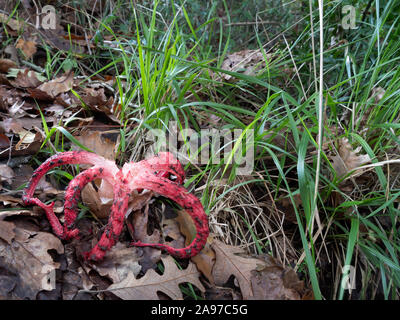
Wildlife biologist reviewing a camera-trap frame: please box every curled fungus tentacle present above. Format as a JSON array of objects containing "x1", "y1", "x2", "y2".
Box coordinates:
[{"x1": 22, "y1": 151, "x2": 209, "y2": 261}]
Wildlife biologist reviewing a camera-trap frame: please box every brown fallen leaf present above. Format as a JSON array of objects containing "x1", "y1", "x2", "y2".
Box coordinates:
[
  {"x1": 192, "y1": 238, "x2": 215, "y2": 285},
  {"x1": 0, "y1": 133, "x2": 10, "y2": 148},
  {"x1": 93, "y1": 243, "x2": 142, "y2": 283},
  {"x1": 9, "y1": 68, "x2": 43, "y2": 88},
  {"x1": 107, "y1": 256, "x2": 205, "y2": 300},
  {"x1": 0, "y1": 59, "x2": 17, "y2": 73},
  {"x1": 0, "y1": 164, "x2": 14, "y2": 184},
  {"x1": 161, "y1": 215, "x2": 186, "y2": 250},
  {"x1": 0, "y1": 119, "x2": 43, "y2": 159},
  {"x1": 249, "y1": 264, "x2": 303, "y2": 300},
  {"x1": 212, "y1": 240, "x2": 305, "y2": 300},
  {"x1": 332, "y1": 137, "x2": 371, "y2": 179},
  {"x1": 0, "y1": 220, "x2": 16, "y2": 244},
  {"x1": 0, "y1": 209, "x2": 39, "y2": 221},
  {"x1": 81, "y1": 87, "x2": 113, "y2": 113},
  {"x1": 74, "y1": 130, "x2": 119, "y2": 161},
  {"x1": 0, "y1": 274, "x2": 18, "y2": 299},
  {"x1": 11, "y1": 132, "x2": 43, "y2": 158},
  {"x1": 61, "y1": 271, "x2": 84, "y2": 300},
  {"x1": 26, "y1": 87, "x2": 53, "y2": 101},
  {"x1": 205, "y1": 286, "x2": 241, "y2": 300},
  {"x1": 276, "y1": 193, "x2": 302, "y2": 224},
  {"x1": 16, "y1": 39, "x2": 37, "y2": 59},
  {"x1": 211, "y1": 240, "x2": 266, "y2": 299},
  {"x1": 9, "y1": 165, "x2": 34, "y2": 191},
  {"x1": 176, "y1": 209, "x2": 196, "y2": 242},
  {"x1": 0, "y1": 13, "x2": 23, "y2": 31},
  {"x1": 0, "y1": 220, "x2": 64, "y2": 299},
  {"x1": 40, "y1": 18, "x2": 84, "y2": 53},
  {"x1": 81, "y1": 181, "x2": 113, "y2": 219},
  {"x1": 33, "y1": 72, "x2": 74, "y2": 99}
]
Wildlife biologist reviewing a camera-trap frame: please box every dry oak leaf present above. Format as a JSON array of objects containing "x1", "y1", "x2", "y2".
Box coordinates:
[
  {"x1": 332, "y1": 137, "x2": 371, "y2": 179},
  {"x1": 107, "y1": 255, "x2": 205, "y2": 300},
  {"x1": 211, "y1": 239, "x2": 266, "y2": 299},
  {"x1": 0, "y1": 221, "x2": 64, "y2": 299}
]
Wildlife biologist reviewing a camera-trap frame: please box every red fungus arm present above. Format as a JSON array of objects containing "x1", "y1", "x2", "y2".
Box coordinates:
[
  {"x1": 22, "y1": 151, "x2": 118, "y2": 239},
  {"x1": 63, "y1": 166, "x2": 115, "y2": 239},
  {"x1": 84, "y1": 176, "x2": 130, "y2": 261},
  {"x1": 131, "y1": 174, "x2": 209, "y2": 259}
]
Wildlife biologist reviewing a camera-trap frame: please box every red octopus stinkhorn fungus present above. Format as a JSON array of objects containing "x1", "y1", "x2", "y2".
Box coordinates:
[{"x1": 22, "y1": 151, "x2": 209, "y2": 261}]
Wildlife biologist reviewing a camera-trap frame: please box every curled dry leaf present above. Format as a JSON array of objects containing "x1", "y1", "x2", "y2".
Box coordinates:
[
  {"x1": 81, "y1": 180, "x2": 113, "y2": 219},
  {"x1": 0, "y1": 119, "x2": 43, "y2": 159},
  {"x1": 107, "y1": 256, "x2": 205, "y2": 300},
  {"x1": 332, "y1": 137, "x2": 371, "y2": 179},
  {"x1": 0, "y1": 194, "x2": 24, "y2": 206},
  {"x1": 0, "y1": 221, "x2": 64, "y2": 299},
  {"x1": 82, "y1": 178, "x2": 152, "y2": 219}
]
